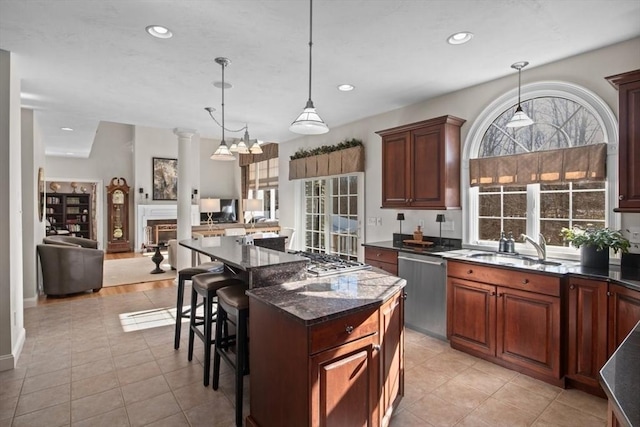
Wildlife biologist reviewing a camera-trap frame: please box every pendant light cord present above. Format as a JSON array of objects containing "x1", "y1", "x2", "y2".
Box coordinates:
[
  {"x1": 221, "y1": 61, "x2": 226, "y2": 143},
  {"x1": 517, "y1": 67, "x2": 522, "y2": 106},
  {"x1": 307, "y1": 0, "x2": 313, "y2": 105}
]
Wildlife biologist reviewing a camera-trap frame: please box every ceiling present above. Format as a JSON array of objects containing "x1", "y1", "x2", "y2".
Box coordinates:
[{"x1": 1, "y1": 1, "x2": 639, "y2": 158}]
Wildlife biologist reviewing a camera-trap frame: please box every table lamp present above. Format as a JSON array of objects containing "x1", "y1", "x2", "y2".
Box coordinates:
[
  {"x1": 435, "y1": 214, "x2": 445, "y2": 247},
  {"x1": 244, "y1": 198, "x2": 263, "y2": 228},
  {"x1": 396, "y1": 213, "x2": 405, "y2": 235},
  {"x1": 200, "y1": 198, "x2": 220, "y2": 231}
]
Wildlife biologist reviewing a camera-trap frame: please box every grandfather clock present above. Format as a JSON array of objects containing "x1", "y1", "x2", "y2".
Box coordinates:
[{"x1": 106, "y1": 177, "x2": 130, "y2": 253}]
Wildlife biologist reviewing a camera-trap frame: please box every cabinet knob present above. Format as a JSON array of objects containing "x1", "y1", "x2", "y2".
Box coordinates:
[
  {"x1": 490, "y1": 291, "x2": 496, "y2": 296},
  {"x1": 376, "y1": 253, "x2": 381, "y2": 257},
  {"x1": 402, "y1": 292, "x2": 408, "y2": 300},
  {"x1": 619, "y1": 195, "x2": 624, "y2": 200},
  {"x1": 345, "y1": 326, "x2": 354, "y2": 334},
  {"x1": 467, "y1": 269, "x2": 473, "y2": 274},
  {"x1": 373, "y1": 344, "x2": 381, "y2": 352},
  {"x1": 522, "y1": 279, "x2": 529, "y2": 285},
  {"x1": 607, "y1": 291, "x2": 612, "y2": 296},
  {"x1": 569, "y1": 284, "x2": 575, "y2": 290},
  {"x1": 498, "y1": 293, "x2": 504, "y2": 298}
]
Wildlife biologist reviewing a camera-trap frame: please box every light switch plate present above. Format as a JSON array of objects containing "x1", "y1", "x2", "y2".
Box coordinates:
[{"x1": 367, "y1": 217, "x2": 376, "y2": 226}]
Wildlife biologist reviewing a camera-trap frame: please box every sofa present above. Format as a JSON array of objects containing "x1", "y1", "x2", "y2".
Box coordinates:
[{"x1": 37, "y1": 236, "x2": 104, "y2": 295}]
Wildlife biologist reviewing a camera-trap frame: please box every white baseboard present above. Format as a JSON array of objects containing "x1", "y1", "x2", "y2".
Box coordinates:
[
  {"x1": 0, "y1": 327, "x2": 25, "y2": 372},
  {"x1": 23, "y1": 296, "x2": 38, "y2": 308}
]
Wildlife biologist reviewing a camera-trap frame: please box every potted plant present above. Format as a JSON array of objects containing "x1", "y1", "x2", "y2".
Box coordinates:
[{"x1": 560, "y1": 225, "x2": 630, "y2": 269}]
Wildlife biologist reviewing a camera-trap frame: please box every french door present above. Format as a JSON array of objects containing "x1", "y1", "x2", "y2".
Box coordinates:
[{"x1": 303, "y1": 174, "x2": 364, "y2": 261}]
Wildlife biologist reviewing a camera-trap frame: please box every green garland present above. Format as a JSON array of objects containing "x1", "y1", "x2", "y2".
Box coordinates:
[{"x1": 290, "y1": 138, "x2": 363, "y2": 160}]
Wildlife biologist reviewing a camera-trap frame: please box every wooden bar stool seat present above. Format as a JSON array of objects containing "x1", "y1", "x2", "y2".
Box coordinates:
[
  {"x1": 174, "y1": 261, "x2": 224, "y2": 349},
  {"x1": 213, "y1": 283, "x2": 250, "y2": 427},
  {"x1": 187, "y1": 272, "x2": 244, "y2": 387}
]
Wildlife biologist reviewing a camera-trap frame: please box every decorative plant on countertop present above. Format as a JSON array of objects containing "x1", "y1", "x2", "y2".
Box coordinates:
[
  {"x1": 289, "y1": 138, "x2": 363, "y2": 160},
  {"x1": 560, "y1": 226, "x2": 630, "y2": 254}
]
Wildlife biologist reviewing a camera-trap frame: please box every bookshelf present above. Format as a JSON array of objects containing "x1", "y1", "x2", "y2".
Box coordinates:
[{"x1": 45, "y1": 192, "x2": 92, "y2": 239}]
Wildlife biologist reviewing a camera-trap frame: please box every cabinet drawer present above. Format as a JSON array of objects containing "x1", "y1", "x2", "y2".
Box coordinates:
[
  {"x1": 367, "y1": 259, "x2": 398, "y2": 275},
  {"x1": 309, "y1": 307, "x2": 379, "y2": 355},
  {"x1": 448, "y1": 261, "x2": 561, "y2": 297},
  {"x1": 365, "y1": 247, "x2": 398, "y2": 265}
]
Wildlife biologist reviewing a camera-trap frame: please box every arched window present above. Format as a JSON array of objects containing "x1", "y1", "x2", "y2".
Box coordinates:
[{"x1": 463, "y1": 81, "x2": 618, "y2": 256}]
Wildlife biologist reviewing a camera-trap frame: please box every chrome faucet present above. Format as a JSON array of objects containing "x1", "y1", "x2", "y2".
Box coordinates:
[{"x1": 520, "y1": 233, "x2": 547, "y2": 261}]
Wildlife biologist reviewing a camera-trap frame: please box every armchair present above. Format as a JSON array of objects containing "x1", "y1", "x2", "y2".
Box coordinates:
[{"x1": 38, "y1": 236, "x2": 104, "y2": 295}]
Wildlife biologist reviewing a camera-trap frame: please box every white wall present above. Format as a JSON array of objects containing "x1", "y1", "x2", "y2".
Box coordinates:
[
  {"x1": 198, "y1": 136, "x2": 240, "y2": 199},
  {"x1": 0, "y1": 49, "x2": 25, "y2": 371},
  {"x1": 278, "y1": 37, "x2": 640, "y2": 245}
]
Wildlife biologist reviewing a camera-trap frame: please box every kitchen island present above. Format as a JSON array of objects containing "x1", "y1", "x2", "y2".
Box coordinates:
[{"x1": 246, "y1": 269, "x2": 406, "y2": 427}]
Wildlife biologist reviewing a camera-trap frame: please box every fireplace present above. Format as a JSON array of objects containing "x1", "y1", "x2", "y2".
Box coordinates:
[{"x1": 136, "y1": 204, "x2": 200, "y2": 250}]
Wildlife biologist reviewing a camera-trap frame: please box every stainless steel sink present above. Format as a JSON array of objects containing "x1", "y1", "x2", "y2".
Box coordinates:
[{"x1": 466, "y1": 252, "x2": 563, "y2": 267}]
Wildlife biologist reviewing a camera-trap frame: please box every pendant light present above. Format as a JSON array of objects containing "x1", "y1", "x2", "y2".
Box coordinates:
[
  {"x1": 506, "y1": 61, "x2": 534, "y2": 128},
  {"x1": 289, "y1": 0, "x2": 329, "y2": 135},
  {"x1": 210, "y1": 57, "x2": 236, "y2": 161}
]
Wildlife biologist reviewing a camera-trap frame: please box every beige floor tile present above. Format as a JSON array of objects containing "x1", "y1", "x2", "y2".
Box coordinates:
[
  {"x1": 0, "y1": 367, "x2": 27, "y2": 382},
  {"x1": 71, "y1": 357, "x2": 114, "y2": 382},
  {"x1": 143, "y1": 412, "x2": 190, "y2": 427},
  {"x1": 0, "y1": 396, "x2": 18, "y2": 421},
  {"x1": 70, "y1": 407, "x2": 129, "y2": 427},
  {"x1": 492, "y1": 382, "x2": 553, "y2": 416},
  {"x1": 471, "y1": 396, "x2": 540, "y2": 427},
  {"x1": 0, "y1": 378, "x2": 23, "y2": 400},
  {"x1": 21, "y1": 368, "x2": 71, "y2": 395},
  {"x1": 173, "y1": 382, "x2": 230, "y2": 411},
  {"x1": 25, "y1": 355, "x2": 71, "y2": 378},
  {"x1": 451, "y1": 366, "x2": 508, "y2": 395},
  {"x1": 71, "y1": 337, "x2": 110, "y2": 355},
  {"x1": 125, "y1": 391, "x2": 181, "y2": 427},
  {"x1": 404, "y1": 394, "x2": 472, "y2": 427},
  {"x1": 163, "y1": 364, "x2": 204, "y2": 390},
  {"x1": 472, "y1": 358, "x2": 519, "y2": 381},
  {"x1": 113, "y1": 348, "x2": 155, "y2": 369},
  {"x1": 11, "y1": 401, "x2": 70, "y2": 427},
  {"x1": 184, "y1": 399, "x2": 236, "y2": 427},
  {"x1": 454, "y1": 413, "x2": 494, "y2": 427},
  {"x1": 121, "y1": 375, "x2": 170, "y2": 405},
  {"x1": 421, "y1": 352, "x2": 474, "y2": 378},
  {"x1": 400, "y1": 364, "x2": 451, "y2": 409},
  {"x1": 71, "y1": 371, "x2": 120, "y2": 400},
  {"x1": 116, "y1": 360, "x2": 162, "y2": 386},
  {"x1": 71, "y1": 387, "x2": 124, "y2": 423},
  {"x1": 535, "y1": 401, "x2": 607, "y2": 427},
  {"x1": 433, "y1": 378, "x2": 490, "y2": 409},
  {"x1": 156, "y1": 352, "x2": 193, "y2": 374},
  {"x1": 71, "y1": 345, "x2": 112, "y2": 366},
  {"x1": 14, "y1": 383, "x2": 70, "y2": 416},
  {"x1": 509, "y1": 373, "x2": 563, "y2": 400},
  {"x1": 554, "y1": 389, "x2": 607, "y2": 420},
  {"x1": 109, "y1": 338, "x2": 149, "y2": 357},
  {"x1": 389, "y1": 407, "x2": 435, "y2": 426}
]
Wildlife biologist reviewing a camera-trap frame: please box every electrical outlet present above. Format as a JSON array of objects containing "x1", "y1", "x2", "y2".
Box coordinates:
[
  {"x1": 628, "y1": 226, "x2": 640, "y2": 244},
  {"x1": 376, "y1": 217, "x2": 382, "y2": 226},
  {"x1": 441, "y1": 221, "x2": 454, "y2": 231},
  {"x1": 367, "y1": 217, "x2": 376, "y2": 226}
]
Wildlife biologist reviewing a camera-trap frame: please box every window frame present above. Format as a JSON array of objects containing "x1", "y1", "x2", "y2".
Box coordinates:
[{"x1": 462, "y1": 81, "x2": 619, "y2": 259}]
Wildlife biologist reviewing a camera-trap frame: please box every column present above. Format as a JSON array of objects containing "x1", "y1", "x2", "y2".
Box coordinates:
[{"x1": 174, "y1": 128, "x2": 196, "y2": 272}]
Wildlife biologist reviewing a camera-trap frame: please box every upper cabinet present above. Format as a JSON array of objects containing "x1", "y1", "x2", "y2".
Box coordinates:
[
  {"x1": 376, "y1": 115, "x2": 465, "y2": 209},
  {"x1": 606, "y1": 69, "x2": 640, "y2": 212}
]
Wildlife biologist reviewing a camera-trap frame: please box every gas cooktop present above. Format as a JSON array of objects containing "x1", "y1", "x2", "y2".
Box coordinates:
[{"x1": 291, "y1": 251, "x2": 372, "y2": 277}]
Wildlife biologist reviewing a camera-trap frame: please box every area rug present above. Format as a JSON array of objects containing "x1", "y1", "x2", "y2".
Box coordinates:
[{"x1": 103, "y1": 255, "x2": 175, "y2": 287}]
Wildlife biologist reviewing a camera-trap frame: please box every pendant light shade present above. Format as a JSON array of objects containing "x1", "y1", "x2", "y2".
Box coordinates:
[
  {"x1": 506, "y1": 61, "x2": 533, "y2": 128},
  {"x1": 210, "y1": 57, "x2": 236, "y2": 161},
  {"x1": 290, "y1": 0, "x2": 329, "y2": 135}
]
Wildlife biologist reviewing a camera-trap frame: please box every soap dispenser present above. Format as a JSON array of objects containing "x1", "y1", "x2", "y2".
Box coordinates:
[
  {"x1": 498, "y1": 232, "x2": 507, "y2": 253},
  {"x1": 505, "y1": 232, "x2": 516, "y2": 253}
]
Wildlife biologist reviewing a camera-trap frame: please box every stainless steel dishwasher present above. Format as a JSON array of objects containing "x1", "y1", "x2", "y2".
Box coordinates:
[{"x1": 398, "y1": 252, "x2": 447, "y2": 341}]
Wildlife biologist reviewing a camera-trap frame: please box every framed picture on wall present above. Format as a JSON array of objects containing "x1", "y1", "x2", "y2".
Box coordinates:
[{"x1": 152, "y1": 157, "x2": 178, "y2": 200}]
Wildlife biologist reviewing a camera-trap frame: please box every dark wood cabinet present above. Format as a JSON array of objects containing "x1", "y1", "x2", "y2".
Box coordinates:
[
  {"x1": 606, "y1": 69, "x2": 640, "y2": 212},
  {"x1": 45, "y1": 192, "x2": 92, "y2": 239},
  {"x1": 248, "y1": 289, "x2": 404, "y2": 427},
  {"x1": 377, "y1": 115, "x2": 465, "y2": 210},
  {"x1": 364, "y1": 247, "x2": 398, "y2": 275},
  {"x1": 565, "y1": 278, "x2": 608, "y2": 393},
  {"x1": 447, "y1": 261, "x2": 562, "y2": 384},
  {"x1": 607, "y1": 283, "x2": 640, "y2": 355}
]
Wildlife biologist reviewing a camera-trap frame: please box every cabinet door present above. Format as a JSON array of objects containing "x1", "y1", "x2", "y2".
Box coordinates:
[
  {"x1": 566, "y1": 278, "x2": 608, "y2": 388},
  {"x1": 310, "y1": 334, "x2": 379, "y2": 427},
  {"x1": 364, "y1": 247, "x2": 398, "y2": 275},
  {"x1": 618, "y1": 78, "x2": 640, "y2": 210},
  {"x1": 380, "y1": 292, "x2": 404, "y2": 425},
  {"x1": 381, "y1": 132, "x2": 410, "y2": 207},
  {"x1": 608, "y1": 283, "x2": 640, "y2": 355},
  {"x1": 446, "y1": 277, "x2": 496, "y2": 357},
  {"x1": 497, "y1": 287, "x2": 561, "y2": 379},
  {"x1": 410, "y1": 125, "x2": 443, "y2": 207}
]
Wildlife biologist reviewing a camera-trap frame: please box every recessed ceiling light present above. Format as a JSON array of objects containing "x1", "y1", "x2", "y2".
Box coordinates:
[
  {"x1": 337, "y1": 84, "x2": 355, "y2": 92},
  {"x1": 61, "y1": 127, "x2": 73, "y2": 131},
  {"x1": 145, "y1": 25, "x2": 173, "y2": 39},
  {"x1": 65, "y1": 152, "x2": 74, "y2": 156},
  {"x1": 447, "y1": 31, "x2": 473, "y2": 45},
  {"x1": 212, "y1": 81, "x2": 233, "y2": 89}
]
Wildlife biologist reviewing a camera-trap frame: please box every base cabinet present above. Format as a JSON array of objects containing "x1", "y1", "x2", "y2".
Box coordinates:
[
  {"x1": 364, "y1": 247, "x2": 398, "y2": 275},
  {"x1": 447, "y1": 261, "x2": 562, "y2": 383},
  {"x1": 247, "y1": 290, "x2": 404, "y2": 427},
  {"x1": 608, "y1": 283, "x2": 640, "y2": 355}
]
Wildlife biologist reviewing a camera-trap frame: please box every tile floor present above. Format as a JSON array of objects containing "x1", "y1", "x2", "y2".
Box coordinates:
[{"x1": 1, "y1": 284, "x2": 608, "y2": 427}]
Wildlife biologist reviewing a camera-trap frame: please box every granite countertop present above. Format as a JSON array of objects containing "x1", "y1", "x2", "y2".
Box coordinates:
[
  {"x1": 246, "y1": 269, "x2": 406, "y2": 326},
  {"x1": 600, "y1": 320, "x2": 640, "y2": 427},
  {"x1": 363, "y1": 240, "x2": 461, "y2": 256},
  {"x1": 179, "y1": 236, "x2": 308, "y2": 271}
]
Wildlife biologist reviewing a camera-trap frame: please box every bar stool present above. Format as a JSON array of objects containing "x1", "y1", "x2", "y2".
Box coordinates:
[
  {"x1": 174, "y1": 262, "x2": 224, "y2": 349},
  {"x1": 188, "y1": 272, "x2": 244, "y2": 387},
  {"x1": 213, "y1": 283, "x2": 250, "y2": 427}
]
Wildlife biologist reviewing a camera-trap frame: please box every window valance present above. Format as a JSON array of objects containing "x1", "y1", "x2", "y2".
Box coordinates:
[
  {"x1": 238, "y1": 143, "x2": 278, "y2": 167},
  {"x1": 469, "y1": 143, "x2": 607, "y2": 187}
]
